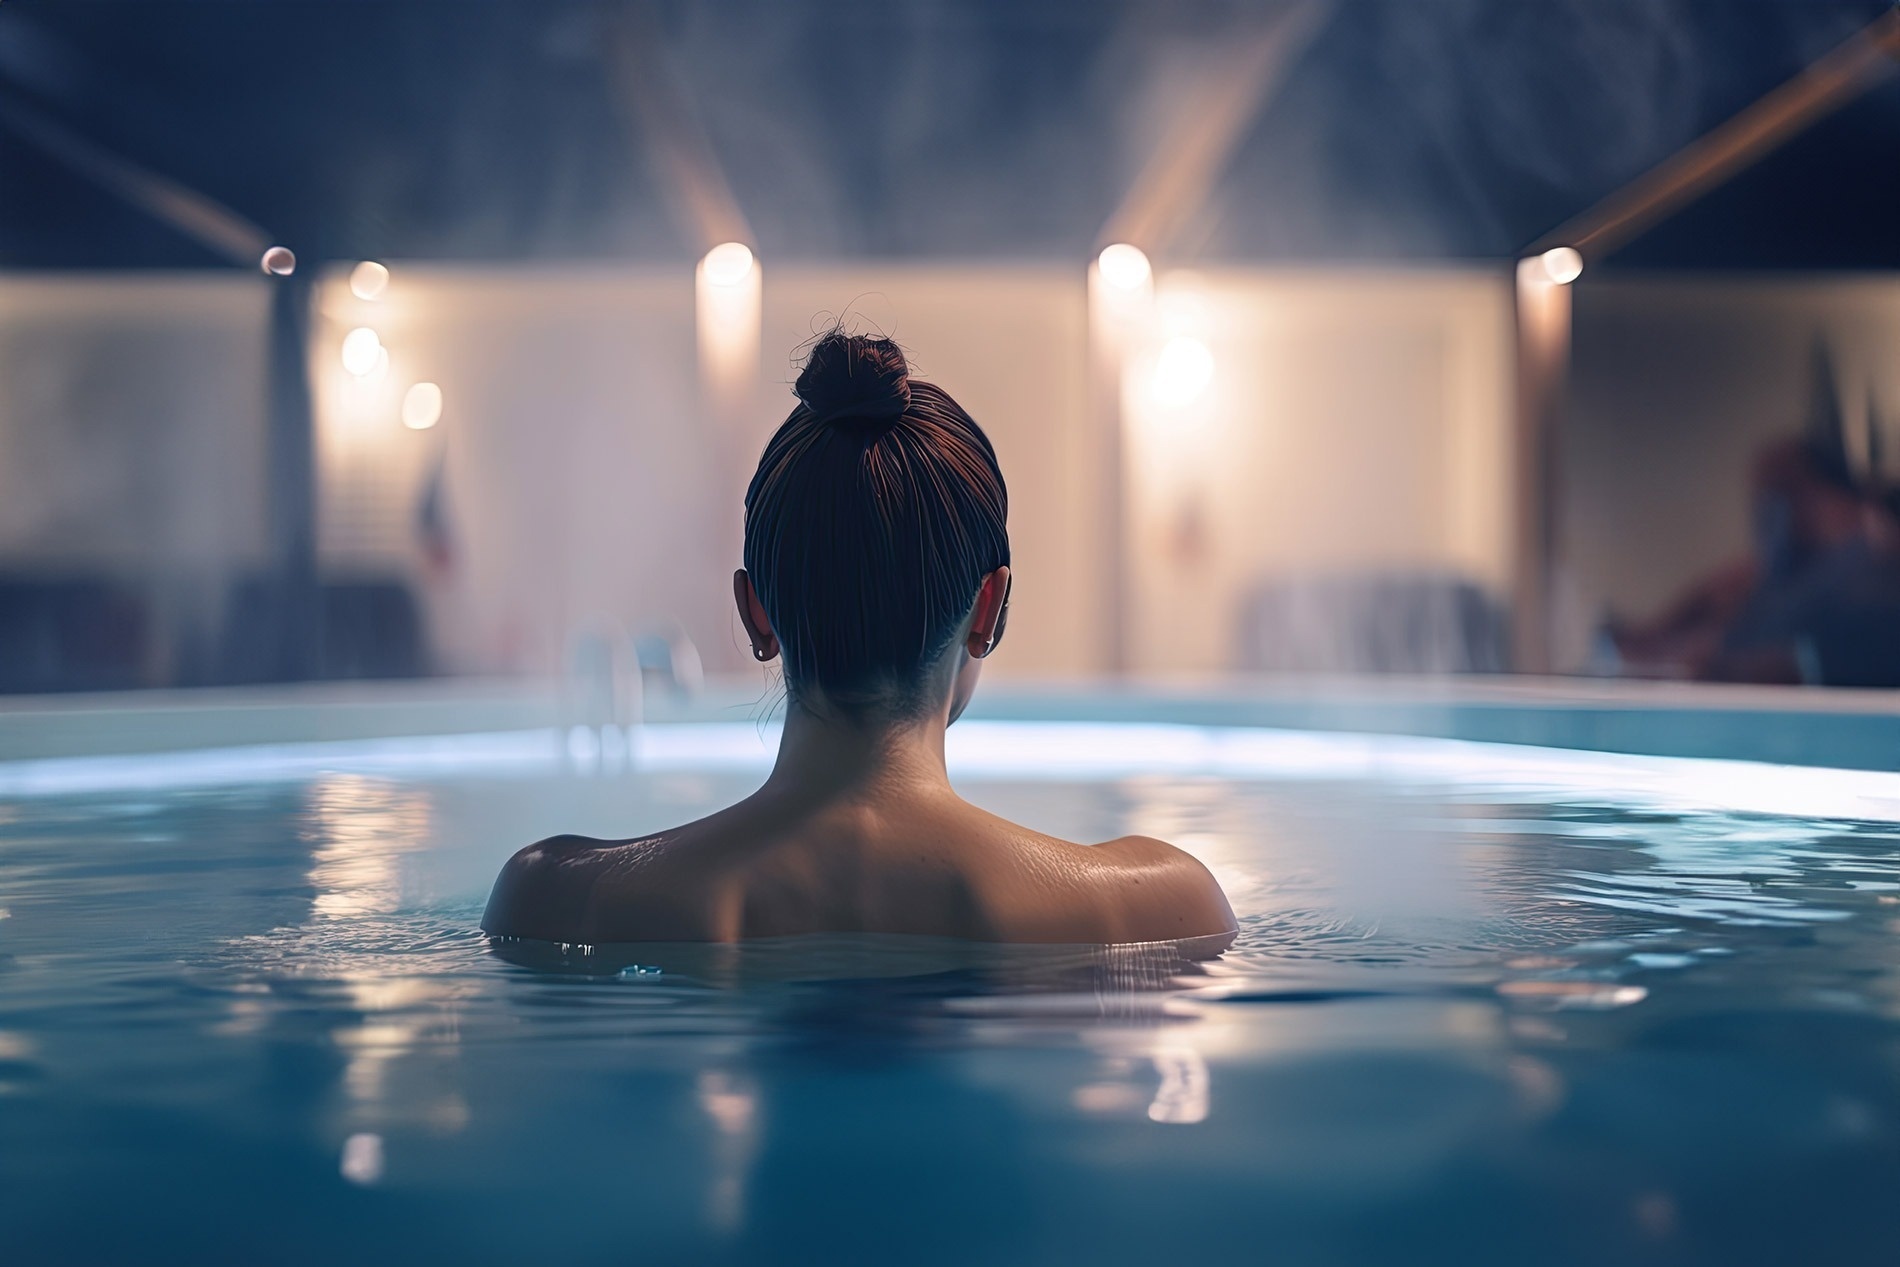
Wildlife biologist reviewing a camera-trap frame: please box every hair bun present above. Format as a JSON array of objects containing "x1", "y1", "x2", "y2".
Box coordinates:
[{"x1": 794, "y1": 332, "x2": 911, "y2": 428}]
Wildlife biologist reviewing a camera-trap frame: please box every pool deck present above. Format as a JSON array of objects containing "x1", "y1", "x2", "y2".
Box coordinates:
[{"x1": 0, "y1": 674, "x2": 1897, "y2": 772}]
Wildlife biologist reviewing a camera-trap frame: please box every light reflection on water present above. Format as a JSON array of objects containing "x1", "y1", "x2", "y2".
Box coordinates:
[{"x1": 1, "y1": 762, "x2": 1899, "y2": 1263}]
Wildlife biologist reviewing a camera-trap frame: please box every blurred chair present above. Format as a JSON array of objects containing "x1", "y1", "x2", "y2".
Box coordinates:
[
  {"x1": 563, "y1": 628, "x2": 642, "y2": 774},
  {"x1": 317, "y1": 579, "x2": 427, "y2": 680},
  {"x1": 0, "y1": 575, "x2": 150, "y2": 693},
  {"x1": 1236, "y1": 571, "x2": 1510, "y2": 675},
  {"x1": 216, "y1": 575, "x2": 428, "y2": 684},
  {"x1": 633, "y1": 626, "x2": 704, "y2": 700}
]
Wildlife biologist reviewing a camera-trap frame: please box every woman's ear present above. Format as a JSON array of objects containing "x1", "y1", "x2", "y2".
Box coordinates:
[
  {"x1": 733, "y1": 569, "x2": 779, "y2": 662},
  {"x1": 964, "y1": 566, "x2": 1011, "y2": 659}
]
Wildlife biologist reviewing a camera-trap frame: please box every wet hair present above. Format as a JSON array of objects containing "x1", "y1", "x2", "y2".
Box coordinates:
[{"x1": 743, "y1": 331, "x2": 1009, "y2": 716}]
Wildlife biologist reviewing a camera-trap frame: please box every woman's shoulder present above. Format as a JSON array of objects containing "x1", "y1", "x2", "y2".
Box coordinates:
[
  {"x1": 1086, "y1": 834, "x2": 1238, "y2": 944},
  {"x1": 481, "y1": 834, "x2": 614, "y2": 940},
  {"x1": 959, "y1": 819, "x2": 1235, "y2": 944},
  {"x1": 481, "y1": 831, "x2": 709, "y2": 942}
]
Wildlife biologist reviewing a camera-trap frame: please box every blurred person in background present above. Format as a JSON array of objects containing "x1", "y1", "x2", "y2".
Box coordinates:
[{"x1": 1606, "y1": 409, "x2": 1900, "y2": 688}]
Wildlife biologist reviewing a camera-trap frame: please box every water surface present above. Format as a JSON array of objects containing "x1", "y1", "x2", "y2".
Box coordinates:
[{"x1": 2, "y1": 726, "x2": 1899, "y2": 1265}]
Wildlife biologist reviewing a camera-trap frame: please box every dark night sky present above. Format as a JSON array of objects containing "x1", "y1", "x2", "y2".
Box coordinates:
[{"x1": 1, "y1": 0, "x2": 1896, "y2": 271}]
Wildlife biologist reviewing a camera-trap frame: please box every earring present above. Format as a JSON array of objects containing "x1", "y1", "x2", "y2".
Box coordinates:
[{"x1": 753, "y1": 646, "x2": 770, "y2": 661}]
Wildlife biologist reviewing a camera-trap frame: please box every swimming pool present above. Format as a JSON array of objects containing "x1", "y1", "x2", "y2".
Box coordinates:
[{"x1": 3, "y1": 692, "x2": 1900, "y2": 1265}]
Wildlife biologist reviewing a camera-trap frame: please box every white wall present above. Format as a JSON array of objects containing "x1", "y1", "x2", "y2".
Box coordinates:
[
  {"x1": 312, "y1": 261, "x2": 1520, "y2": 679},
  {"x1": 0, "y1": 274, "x2": 268, "y2": 574},
  {"x1": 313, "y1": 265, "x2": 722, "y2": 677},
  {"x1": 17, "y1": 265, "x2": 1895, "y2": 687},
  {"x1": 0, "y1": 263, "x2": 1520, "y2": 684},
  {"x1": 1123, "y1": 269, "x2": 1515, "y2": 672},
  {"x1": 0, "y1": 273, "x2": 269, "y2": 680},
  {"x1": 312, "y1": 263, "x2": 1101, "y2": 678}
]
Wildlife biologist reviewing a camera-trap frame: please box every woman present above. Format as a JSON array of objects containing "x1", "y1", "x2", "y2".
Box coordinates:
[{"x1": 483, "y1": 332, "x2": 1236, "y2": 948}]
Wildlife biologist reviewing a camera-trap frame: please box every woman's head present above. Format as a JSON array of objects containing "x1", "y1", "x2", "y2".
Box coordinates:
[{"x1": 737, "y1": 331, "x2": 1010, "y2": 720}]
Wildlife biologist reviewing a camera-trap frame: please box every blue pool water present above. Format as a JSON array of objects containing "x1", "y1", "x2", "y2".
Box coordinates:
[{"x1": 2, "y1": 721, "x2": 1899, "y2": 1265}]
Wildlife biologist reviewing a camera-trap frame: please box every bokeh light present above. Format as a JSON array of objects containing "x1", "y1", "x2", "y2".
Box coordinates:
[
  {"x1": 701, "y1": 242, "x2": 754, "y2": 287},
  {"x1": 259, "y1": 245, "x2": 296, "y2": 276},
  {"x1": 1540, "y1": 246, "x2": 1584, "y2": 285},
  {"x1": 1098, "y1": 243, "x2": 1152, "y2": 292},
  {"x1": 341, "y1": 327, "x2": 383, "y2": 377},
  {"x1": 401, "y1": 381, "x2": 443, "y2": 429},
  {"x1": 350, "y1": 261, "x2": 390, "y2": 300},
  {"x1": 1150, "y1": 335, "x2": 1214, "y2": 407}
]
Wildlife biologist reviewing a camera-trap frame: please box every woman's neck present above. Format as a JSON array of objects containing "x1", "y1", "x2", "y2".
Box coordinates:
[{"x1": 761, "y1": 698, "x2": 954, "y2": 802}]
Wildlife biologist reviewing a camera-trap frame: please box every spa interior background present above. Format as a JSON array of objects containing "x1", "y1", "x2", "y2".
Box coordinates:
[{"x1": 4, "y1": 0, "x2": 1900, "y2": 699}]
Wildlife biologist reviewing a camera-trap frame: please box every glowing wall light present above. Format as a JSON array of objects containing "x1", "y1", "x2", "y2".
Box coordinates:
[
  {"x1": 696, "y1": 242, "x2": 762, "y2": 417},
  {"x1": 350, "y1": 260, "x2": 391, "y2": 300},
  {"x1": 701, "y1": 242, "x2": 754, "y2": 287},
  {"x1": 1090, "y1": 243, "x2": 1156, "y2": 364},
  {"x1": 1539, "y1": 246, "x2": 1584, "y2": 285},
  {"x1": 1097, "y1": 243, "x2": 1153, "y2": 293},
  {"x1": 401, "y1": 381, "x2": 443, "y2": 430},
  {"x1": 340, "y1": 326, "x2": 384, "y2": 377},
  {"x1": 1150, "y1": 335, "x2": 1214, "y2": 409}
]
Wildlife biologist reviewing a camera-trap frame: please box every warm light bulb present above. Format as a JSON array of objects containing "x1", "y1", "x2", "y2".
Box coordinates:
[
  {"x1": 401, "y1": 381, "x2": 442, "y2": 429},
  {"x1": 350, "y1": 261, "x2": 390, "y2": 300},
  {"x1": 702, "y1": 242, "x2": 754, "y2": 287},
  {"x1": 1097, "y1": 243, "x2": 1152, "y2": 292},
  {"x1": 341, "y1": 327, "x2": 383, "y2": 377},
  {"x1": 1540, "y1": 246, "x2": 1584, "y2": 285},
  {"x1": 1150, "y1": 336, "x2": 1214, "y2": 408}
]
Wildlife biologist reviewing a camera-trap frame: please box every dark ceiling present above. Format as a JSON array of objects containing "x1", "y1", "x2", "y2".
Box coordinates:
[{"x1": 1, "y1": 0, "x2": 1896, "y2": 271}]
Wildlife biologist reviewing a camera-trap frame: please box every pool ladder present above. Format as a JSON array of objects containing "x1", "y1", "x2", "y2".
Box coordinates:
[{"x1": 563, "y1": 626, "x2": 702, "y2": 773}]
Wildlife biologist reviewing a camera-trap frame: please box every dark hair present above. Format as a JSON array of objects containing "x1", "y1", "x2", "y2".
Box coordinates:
[{"x1": 743, "y1": 331, "x2": 1010, "y2": 715}]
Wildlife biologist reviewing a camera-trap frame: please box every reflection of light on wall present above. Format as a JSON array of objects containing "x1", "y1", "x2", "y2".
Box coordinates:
[
  {"x1": 1515, "y1": 257, "x2": 1572, "y2": 376},
  {"x1": 308, "y1": 264, "x2": 446, "y2": 569},
  {"x1": 1119, "y1": 274, "x2": 1216, "y2": 429},
  {"x1": 260, "y1": 245, "x2": 296, "y2": 276},
  {"x1": 1539, "y1": 246, "x2": 1584, "y2": 286},
  {"x1": 1149, "y1": 335, "x2": 1214, "y2": 408},
  {"x1": 1518, "y1": 256, "x2": 1574, "y2": 356},
  {"x1": 341, "y1": 326, "x2": 384, "y2": 377},
  {"x1": 401, "y1": 381, "x2": 443, "y2": 430},
  {"x1": 1090, "y1": 245, "x2": 1156, "y2": 354},
  {"x1": 1514, "y1": 253, "x2": 1574, "y2": 675},
  {"x1": 350, "y1": 260, "x2": 391, "y2": 300},
  {"x1": 696, "y1": 242, "x2": 762, "y2": 417},
  {"x1": 1121, "y1": 276, "x2": 1219, "y2": 593}
]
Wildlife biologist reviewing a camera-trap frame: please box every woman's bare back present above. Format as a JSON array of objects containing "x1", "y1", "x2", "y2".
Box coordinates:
[{"x1": 481, "y1": 786, "x2": 1236, "y2": 948}]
